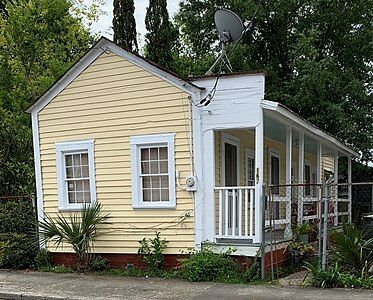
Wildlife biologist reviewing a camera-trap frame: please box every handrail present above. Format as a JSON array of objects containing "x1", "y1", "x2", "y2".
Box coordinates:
[{"x1": 215, "y1": 186, "x2": 255, "y2": 190}]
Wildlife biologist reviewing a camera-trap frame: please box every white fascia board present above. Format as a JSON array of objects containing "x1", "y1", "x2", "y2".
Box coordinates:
[
  {"x1": 27, "y1": 38, "x2": 202, "y2": 114},
  {"x1": 261, "y1": 100, "x2": 359, "y2": 158}
]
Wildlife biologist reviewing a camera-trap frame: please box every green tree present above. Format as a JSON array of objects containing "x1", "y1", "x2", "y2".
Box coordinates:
[
  {"x1": 0, "y1": 0, "x2": 93, "y2": 196},
  {"x1": 175, "y1": 0, "x2": 373, "y2": 162},
  {"x1": 145, "y1": 0, "x2": 177, "y2": 69},
  {"x1": 113, "y1": 0, "x2": 138, "y2": 51}
]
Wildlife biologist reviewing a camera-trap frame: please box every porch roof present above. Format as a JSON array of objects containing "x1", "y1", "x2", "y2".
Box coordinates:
[{"x1": 261, "y1": 100, "x2": 359, "y2": 158}]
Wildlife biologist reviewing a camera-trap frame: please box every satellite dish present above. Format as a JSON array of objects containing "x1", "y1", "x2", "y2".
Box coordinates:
[
  {"x1": 215, "y1": 9, "x2": 243, "y2": 43},
  {"x1": 205, "y1": 9, "x2": 244, "y2": 75}
]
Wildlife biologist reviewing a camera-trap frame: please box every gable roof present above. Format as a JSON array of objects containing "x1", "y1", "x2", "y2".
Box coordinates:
[{"x1": 27, "y1": 37, "x2": 204, "y2": 114}]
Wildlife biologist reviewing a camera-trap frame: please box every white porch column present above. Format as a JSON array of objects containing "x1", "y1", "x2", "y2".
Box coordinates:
[
  {"x1": 191, "y1": 93, "x2": 204, "y2": 249},
  {"x1": 316, "y1": 141, "x2": 322, "y2": 185},
  {"x1": 333, "y1": 151, "x2": 339, "y2": 226},
  {"x1": 254, "y1": 109, "x2": 264, "y2": 243},
  {"x1": 202, "y1": 129, "x2": 215, "y2": 242},
  {"x1": 298, "y1": 132, "x2": 304, "y2": 224},
  {"x1": 348, "y1": 155, "x2": 352, "y2": 224},
  {"x1": 285, "y1": 126, "x2": 292, "y2": 238}
]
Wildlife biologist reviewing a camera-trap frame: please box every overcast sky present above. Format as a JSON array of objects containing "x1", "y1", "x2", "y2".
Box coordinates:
[{"x1": 90, "y1": 0, "x2": 181, "y2": 46}]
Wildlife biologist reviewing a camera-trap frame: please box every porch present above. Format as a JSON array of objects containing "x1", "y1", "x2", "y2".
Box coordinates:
[{"x1": 204, "y1": 103, "x2": 356, "y2": 249}]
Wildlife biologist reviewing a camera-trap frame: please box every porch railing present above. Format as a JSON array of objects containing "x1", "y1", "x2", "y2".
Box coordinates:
[{"x1": 214, "y1": 186, "x2": 255, "y2": 239}]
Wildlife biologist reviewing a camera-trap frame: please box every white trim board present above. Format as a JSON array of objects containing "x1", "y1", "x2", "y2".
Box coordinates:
[{"x1": 27, "y1": 37, "x2": 203, "y2": 114}]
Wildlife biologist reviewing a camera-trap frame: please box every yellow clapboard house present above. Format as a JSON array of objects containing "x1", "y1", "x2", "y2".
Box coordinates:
[{"x1": 28, "y1": 37, "x2": 357, "y2": 264}]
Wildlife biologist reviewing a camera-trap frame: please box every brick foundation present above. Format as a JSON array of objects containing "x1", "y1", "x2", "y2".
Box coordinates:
[
  {"x1": 52, "y1": 248, "x2": 286, "y2": 271},
  {"x1": 52, "y1": 252, "x2": 188, "y2": 269}
]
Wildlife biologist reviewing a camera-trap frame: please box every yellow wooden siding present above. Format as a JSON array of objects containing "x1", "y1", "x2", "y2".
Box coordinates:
[{"x1": 38, "y1": 52, "x2": 195, "y2": 254}]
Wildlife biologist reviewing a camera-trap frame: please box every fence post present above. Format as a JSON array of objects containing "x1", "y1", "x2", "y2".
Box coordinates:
[
  {"x1": 321, "y1": 187, "x2": 329, "y2": 270},
  {"x1": 261, "y1": 185, "x2": 266, "y2": 281}
]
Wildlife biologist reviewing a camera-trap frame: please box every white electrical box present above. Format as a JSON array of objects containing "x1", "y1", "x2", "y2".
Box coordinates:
[{"x1": 185, "y1": 176, "x2": 197, "y2": 192}]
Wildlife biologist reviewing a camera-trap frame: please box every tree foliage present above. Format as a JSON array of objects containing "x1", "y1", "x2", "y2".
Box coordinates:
[
  {"x1": 145, "y1": 0, "x2": 177, "y2": 69},
  {"x1": 175, "y1": 0, "x2": 373, "y2": 162},
  {"x1": 0, "y1": 0, "x2": 93, "y2": 196},
  {"x1": 113, "y1": 0, "x2": 138, "y2": 51}
]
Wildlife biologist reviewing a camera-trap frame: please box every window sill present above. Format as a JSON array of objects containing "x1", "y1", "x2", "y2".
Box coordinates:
[
  {"x1": 132, "y1": 203, "x2": 176, "y2": 210},
  {"x1": 58, "y1": 204, "x2": 94, "y2": 212}
]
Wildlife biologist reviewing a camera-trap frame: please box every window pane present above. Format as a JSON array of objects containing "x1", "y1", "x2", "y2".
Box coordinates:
[
  {"x1": 68, "y1": 181, "x2": 75, "y2": 192},
  {"x1": 66, "y1": 167, "x2": 74, "y2": 179},
  {"x1": 151, "y1": 176, "x2": 160, "y2": 189},
  {"x1": 160, "y1": 175, "x2": 169, "y2": 188},
  {"x1": 74, "y1": 166, "x2": 82, "y2": 178},
  {"x1": 152, "y1": 189, "x2": 160, "y2": 201},
  {"x1": 142, "y1": 177, "x2": 150, "y2": 188},
  {"x1": 76, "y1": 180, "x2": 83, "y2": 192},
  {"x1": 159, "y1": 147, "x2": 168, "y2": 159},
  {"x1": 81, "y1": 153, "x2": 88, "y2": 165},
  {"x1": 141, "y1": 162, "x2": 149, "y2": 174},
  {"x1": 141, "y1": 148, "x2": 149, "y2": 161},
  {"x1": 76, "y1": 192, "x2": 84, "y2": 203},
  {"x1": 68, "y1": 192, "x2": 76, "y2": 203},
  {"x1": 150, "y1": 161, "x2": 159, "y2": 174},
  {"x1": 161, "y1": 189, "x2": 169, "y2": 201},
  {"x1": 82, "y1": 165, "x2": 89, "y2": 178},
  {"x1": 73, "y1": 154, "x2": 81, "y2": 166},
  {"x1": 150, "y1": 148, "x2": 158, "y2": 160},
  {"x1": 65, "y1": 155, "x2": 73, "y2": 166},
  {"x1": 160, "y1": 161, "x2": 168, "y2": 173},
  {"x1": 84, "y1": 192, "x2": 91, "y2": 203},
  {"x1": 143, "y1": 189, "x2": 151, "y2": 202},
  {"x1": 83, "y1": 179, "x2": 90, "y2": 191}
]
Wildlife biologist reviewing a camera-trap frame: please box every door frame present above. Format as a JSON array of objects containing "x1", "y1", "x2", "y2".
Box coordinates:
[{"x1": 220, "y1": 132, "x2": 240, "y2": 187}]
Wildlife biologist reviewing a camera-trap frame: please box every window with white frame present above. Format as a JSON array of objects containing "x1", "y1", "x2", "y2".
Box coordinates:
[
  {"x1": 55, "y1": 140, "x2": 96, "y2": 210},
  {"x1": 130, "y1": 133, "x2": 175, "y2": 208}
]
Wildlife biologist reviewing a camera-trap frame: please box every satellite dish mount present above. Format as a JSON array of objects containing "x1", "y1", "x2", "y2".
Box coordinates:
[{"x1": 206, "y1": 9, "x2": 243, "y2": 75}]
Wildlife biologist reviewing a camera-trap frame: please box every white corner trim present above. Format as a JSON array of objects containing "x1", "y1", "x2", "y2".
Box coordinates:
[
  {"x1": 31, "y1": 111, "x2": 44, "y2": 247},
  {"x1": 55, "y1": 140, "x2": 97, "y2": 211},
  {"x1": 260, "y1": 100, "x2": 358, "y2": 157},
  {"x1": 28, "y1": 38, "x2": 202, "y2": 115},
  {"x1": 130, "y1": 133, "x2": 176, "y2": 209}
]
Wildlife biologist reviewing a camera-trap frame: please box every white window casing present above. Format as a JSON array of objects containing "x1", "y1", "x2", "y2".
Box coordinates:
[
  {"x1": 55, "y1": 140, "x2": 96, "y2": 211},
  {"x1": 130, "y1": 133, "x2": 176, "y2": 209}
]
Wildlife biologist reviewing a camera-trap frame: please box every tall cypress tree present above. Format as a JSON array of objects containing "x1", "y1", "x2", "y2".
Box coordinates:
[
  {"x1": 113, "y1": 0, "x2": 138, "y2": 52},
  {"x1": 145, "y1": 0, "x2": 176, "y2": 69}
]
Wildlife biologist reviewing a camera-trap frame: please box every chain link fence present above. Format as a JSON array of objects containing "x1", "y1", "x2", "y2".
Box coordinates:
[{"x1": 264, "y1": 182, "x2": 373, "y2": 280}]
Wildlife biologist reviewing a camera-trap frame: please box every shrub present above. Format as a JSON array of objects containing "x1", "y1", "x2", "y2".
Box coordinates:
[
  {"x1": 180, "y1": 247, "x2": 241, "y2": 283},
  {"x1": 38, "y1": 203, "x2": 110, "y2": 270},
  {"x1": 0, "y1": 199, "x2": 38, "y2": 269},
  {"x1": 0, "y1": 233, "x2": 37, "y2": 269},
  {"x1": 90, "y1": 255, "x2": 109, "y2": 271},
  {"x1": 138, "y1": 232, "x2": 168, "y2": 274},
  {"x1": 0, "y1": 199, "x2": 36, "y2": 233},
  {"x1": 305, "y1": 262, "x2": 373, "y2": 289},
  {"x1": 330, "y1": 223, "x2": 373, "y2": 275},
  {"x1": 34, "y1": 249, "x2": 53, "y2": 270},
  {"x1": 242, "y1": 261, "x2": 261, "y2": 283}
]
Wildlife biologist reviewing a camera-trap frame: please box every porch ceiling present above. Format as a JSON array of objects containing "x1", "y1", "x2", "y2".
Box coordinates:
[{"x1": 261, "y1": 100, "x2": 358, "y2": 158}]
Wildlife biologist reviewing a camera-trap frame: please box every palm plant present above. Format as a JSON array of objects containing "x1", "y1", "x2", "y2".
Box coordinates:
[
  {"x1": 330, "y1": 223, "x2": 373, "y2": 275},
  {"x1": 38, "y1": 203, "x2": 110, "y2": 270}
]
